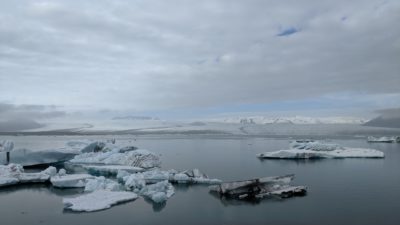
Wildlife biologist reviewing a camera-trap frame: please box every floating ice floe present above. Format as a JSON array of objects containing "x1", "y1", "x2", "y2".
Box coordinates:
[
  {"x1": 0, "y1": 164, "x2": 56, "y2": 187},
  {"x1": 367, "y1": 136, "x2": 400, "y2": 143},
  {"x1": 83, "y1": 165, "x2": 144, "y2": 176},
  {"x1": 63, "y1": 190, "x2": 138, "y2": 212},
  {"x1": 209, "y1": 174, "x2": 306, "y2": 200},
  {"x1": 257, "y1": 141, "x2": 384, "y2": 159},
  {"x1": 50, "y1": 172, "x2": 94, "y2": 188},
  {"x1": 70, "y1": 148, "x2": 161, "y2": 169}
]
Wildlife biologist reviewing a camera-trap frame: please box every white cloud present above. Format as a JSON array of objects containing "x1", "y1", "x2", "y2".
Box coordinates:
[{"x1": 0, "y1": 0, "x2": 399, "y2": 115}]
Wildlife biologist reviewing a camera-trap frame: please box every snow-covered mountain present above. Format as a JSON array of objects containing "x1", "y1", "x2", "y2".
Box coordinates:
[{"x1": 206, "y1": 116, "x2": 368, "y2": 125}]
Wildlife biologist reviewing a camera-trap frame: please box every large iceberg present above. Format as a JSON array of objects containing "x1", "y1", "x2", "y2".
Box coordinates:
[
  {"x1": 70, "y1": 148, "x2": 161, "y2": 169},
  {"x1": 257, "y1": 141, "x2": 384, "y2": 159},
  {"x1": 209, "y1": 174, "x2": 306, "y2": 200},
  {"x1": 367, "y1": 136, "x2": 400, "y2": 143},
  {"x1": 63, "y1": 190, "x2": 138, "y2": 212}
]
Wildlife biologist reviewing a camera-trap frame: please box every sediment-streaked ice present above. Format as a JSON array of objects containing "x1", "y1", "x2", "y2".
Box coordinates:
[
  {"x1": 63, "y1": 190, "x2": 138, "y2": 212},
  {"x1": 209, "y1": 174, "x2": 307, "y2": 200}
]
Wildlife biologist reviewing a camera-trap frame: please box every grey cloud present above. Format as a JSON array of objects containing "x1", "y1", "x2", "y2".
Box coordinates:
[{"x1": 0, "y1": 0, "x2": 399, "y2": 112}]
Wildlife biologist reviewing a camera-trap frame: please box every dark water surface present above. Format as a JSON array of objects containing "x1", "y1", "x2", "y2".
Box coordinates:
[{"x1": 1, "y1": 136, "x2": 400, "y2": 225}]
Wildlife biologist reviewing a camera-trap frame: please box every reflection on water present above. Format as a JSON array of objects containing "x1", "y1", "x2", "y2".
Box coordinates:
[{"x1": 0, "y1": 136, "x2": 400, "y2": 225}]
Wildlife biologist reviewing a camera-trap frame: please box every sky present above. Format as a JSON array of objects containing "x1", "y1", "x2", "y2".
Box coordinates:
[{"x1": 0, "y1": 0, "x2": 399, "y2": 124}]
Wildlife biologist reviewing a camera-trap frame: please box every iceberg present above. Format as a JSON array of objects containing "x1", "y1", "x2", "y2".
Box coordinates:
[
  {"x1": 7, "y1": 148, "x2": 78, "y2": 166},
  {"x1": 63, "y1": 190, "x2": 138, "y2": 212},
  {"x1": 119, "y1": 168, "x2": 221, "y2": 186},
  {"x1": 367, "y1": 136, "x2": 400, "y2": 143},
  {"x1": 70, "y1": 148, "x2": 161, "y2": 169},
  {"x1": 140, "y1": 180, "x2": 175, "y2": 203},
  {"x1": 50, "y1": 173, "x2": 94, "y2": 188},
  {"x1": 84, "y1": 176, "x2": 122, "y2": 192},
  {"x1": 0, "y1": 164, "x2": 57, "y2": 187},
  {"x1": 257, "y1": 141, "x2": 384, "y2": 159},
  {"x1": 209, "y1": 174, "x2": 306, "y2": 200},
  {"x1": 83, "y1": 165, "x2": 144, "y2": 176}
]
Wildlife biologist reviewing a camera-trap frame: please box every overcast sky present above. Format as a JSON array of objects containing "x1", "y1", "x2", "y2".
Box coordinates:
[{"x1": 0, "y1": 0, "x2": 399, "y2": 121}]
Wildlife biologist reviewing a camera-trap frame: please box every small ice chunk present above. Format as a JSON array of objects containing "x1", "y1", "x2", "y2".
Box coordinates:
[
  {"x1": 41, "y1": 166, "x2": 57, "y2": 177},
  {"x1": 58, "y1": 169, "x2": 67, "y2": 176},
  {"x1": 51, "y1": 174, "x2": 94, "y2": 188},
  {"x1": 140, "y1": 180, "x2": 174, "y2": 203},
  {"x1": 63, "y1": 190, "x2": 138, "y2": 212}
]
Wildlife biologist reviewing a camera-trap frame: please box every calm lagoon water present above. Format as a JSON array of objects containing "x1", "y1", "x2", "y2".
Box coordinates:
[{"x1": 1, "y1": 135, "x2": 400, "y2": 225}]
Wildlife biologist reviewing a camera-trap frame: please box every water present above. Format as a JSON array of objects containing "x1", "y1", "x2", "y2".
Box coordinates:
[{"x1": 1, "y1": 135, "x2": 400, "y2": 225}]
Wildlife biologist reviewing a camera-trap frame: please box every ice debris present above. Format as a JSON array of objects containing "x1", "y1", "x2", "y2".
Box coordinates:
[
  {"x1": 63, "y1": 190, "x2": 138, "y2": 212},
  {"x1": 257, "y1": 141, "x2": 384, "y2": 159},
  {"x1": 209, "y1": 174, "x2": 306, "y2": 200}
]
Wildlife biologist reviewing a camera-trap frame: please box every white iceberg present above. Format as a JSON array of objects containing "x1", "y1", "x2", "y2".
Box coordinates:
[
  {"x1": 367, "y1": 136, "x2": 400, "y2": 143},
  {"x1": 83, "y1": 165, "x2": 144, "y2": 176},
  {"x1": 63, "y1": 190, "x2": 138, "y2": 212},
  {"x1": 51, "y1": 173, "x2": 94, "y2": 188},
  {"x1": 70, "y1": 148, "x2": 161, "y2": 169},
  {"x1": 140, "y1": 180, "x2": 174, "y2": 203},
  {"x1": 257, "y1": 141, "x2": 384, "y2": 159}
]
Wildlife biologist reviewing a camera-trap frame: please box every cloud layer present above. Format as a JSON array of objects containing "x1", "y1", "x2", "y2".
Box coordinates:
[{"x1": 0, "y1": 0, "x2": 399, "y2": 114}]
